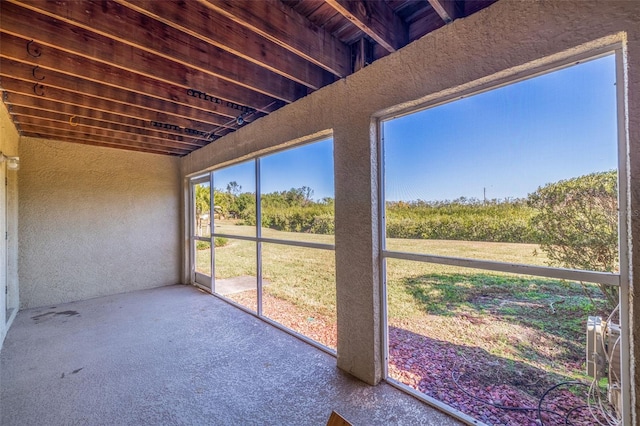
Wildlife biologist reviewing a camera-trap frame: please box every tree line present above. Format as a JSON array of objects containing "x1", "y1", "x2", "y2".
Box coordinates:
[{"x1": 197, "y1": 171, "x2": 618, "y2": 278}]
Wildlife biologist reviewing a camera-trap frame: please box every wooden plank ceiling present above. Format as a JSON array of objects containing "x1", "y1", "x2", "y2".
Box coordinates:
[{"x1": 0, "y1": 0, "x2": 497, "y2": 156}]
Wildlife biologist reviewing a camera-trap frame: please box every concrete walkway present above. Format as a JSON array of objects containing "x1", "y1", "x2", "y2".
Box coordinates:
[{"x1": 1, "y1": 285, "x2": 462, "y2": 426}]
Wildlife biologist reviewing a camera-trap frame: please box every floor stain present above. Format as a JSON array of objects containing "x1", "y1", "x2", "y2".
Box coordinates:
[
  {"x1": 32, "y1": 310, "x2": 80, "y2": 323},
  {"x1": 31, "y1": 312, "x2": 55, "y2": 321},
  {"x1": 61, "y1": 368, "x2": 83, "y2": 378},
  {"x1": 55, "y1": 311, "x2": 80, "y2": 317}
]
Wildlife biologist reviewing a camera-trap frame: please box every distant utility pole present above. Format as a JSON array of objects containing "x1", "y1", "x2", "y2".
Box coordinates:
[{"x1": 483, "y1": 187, "x2": 486, "y2": 204}]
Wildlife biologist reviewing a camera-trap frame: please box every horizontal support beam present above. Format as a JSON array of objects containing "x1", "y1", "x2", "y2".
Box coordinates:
[
  {"x1": 426, "y1": 0, "x2": 460, "y2": 24},
  {"x1": 117, "y1": 0, "x2": 334, "y2": 90},
  {"x1": 18, "y1": 119, "x2": 197, "y2": 150},
  {"x1": 383, "y1": 250, "x2": 620, "y2": 287},
  {"x1": 6, "y1": 0, "x2": 306, "y2": 102},
  {"x1": 324, "y1": 0, "x2": 408, "y2": 53},
  {"x1": 0, "y1": 57, "x2": 235, "y2": 128},
  {"x1": 1, "y1": 1, "x2": 290, "y2": 107},
  {"x1": 11, "y1": 109, "x2": 207, "y2": 148},
  {"x1": 0, "y1": 77, "x2": 226, "y2": 134},
  {"x1": 0, "y1": 32, "x2": 256, "y2": 120},
  {"x1": 2, "y1": 92, "x2": 213, "y2": 139},
  {"x1": 199, "y1": 0, "x2": 350, "y2": 77},
  {"x1": 211, "y1": 233, "x2": 335, "y2": 251},
  {"x1": 21, "y1": 126, "x2": 190, "y2": 156}
]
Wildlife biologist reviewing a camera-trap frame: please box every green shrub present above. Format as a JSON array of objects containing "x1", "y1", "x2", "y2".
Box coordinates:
[
  {"x1": 195, "y1": 240, "x2": 210, "y2": 250},
  {"x1": 385, "y1": 199, "x2": 537, "y2": 243},
  {"x1": 258, "y1": 205, "x2": 335, "y2": 235},
  {"x1": 195, "y1": 238, "x2": 228, "y2": 250},
  {"x1": 528, "y1": 171, "x2": 618, "y2": 306},
  {"x1": 214, "y1": 237, "x2": 229, "y2": 247}
]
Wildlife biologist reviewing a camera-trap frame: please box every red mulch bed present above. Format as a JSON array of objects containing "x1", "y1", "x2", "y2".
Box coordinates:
[
  {"x1": 388, "y1": 327, "x2": 610, "y2": 426},
  {"x1": 226, "y1": 291, "x2": 337, "y2": 349},
  {"x1": 224, "y1": 291, "x2": 613, "y2": 425}
]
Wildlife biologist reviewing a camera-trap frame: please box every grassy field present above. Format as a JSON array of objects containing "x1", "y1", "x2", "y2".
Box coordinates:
[
  {"x1": 196, "y1": 220, "x2": 610, "y2": 389},
  {"x1": 197, "y1": 220, "x2": 336, "y2": 340}
]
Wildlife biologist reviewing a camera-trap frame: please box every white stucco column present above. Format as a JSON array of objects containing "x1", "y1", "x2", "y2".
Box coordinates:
[
  {"x1": 333, "y1": 119, "x2": 383, "y2": 385},
  {"x1": 625, "y1": 30, "x2": 640, "y2": 426}
]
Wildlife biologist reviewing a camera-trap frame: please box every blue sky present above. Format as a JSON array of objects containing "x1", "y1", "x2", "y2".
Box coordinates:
[
  {"x1": 212, "y1": 138, "x2": 334, "y2": 200},
  {"x1": 211, "y1": 54, "x2": 618, "y2": 203},
  {"x1": 384, "y1": 54, "x2": 618, "y2": 202}
]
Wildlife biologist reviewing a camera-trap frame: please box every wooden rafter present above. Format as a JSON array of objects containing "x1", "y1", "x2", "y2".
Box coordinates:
[
  {"x1": 3, "y1": 0, "x2": 304, "y2": 103},
  {"x1": 20, "y1": 122, "x2": 192, "y2": 154},
  {"x1": 21, "y1": 128, "x2": 190, "y2": 156},
  {"x1": 10, "y1": 107, "x2": 208, "y2": 147},
  {"x1": 426, "y1": 0, "x2": 460, "y2": 23},
  {"x1": 0, "y1": 33, "x2": 259, "y2": 121},
  {"x1": 19, "y1": 122, "x2": 194, "y2": 152},
  {"x1": 116, "y1": 0, "x2": 334, "y2": 90},
  {"x1": 16, "y1": 116, "x2": 204, "y2": 150},
  {"x1": 0, "y1": 7, "x2": 281, "y2": 115},
  {"x1": 0, "y1": 58, "x2": 232, "y2": 128},
  {"x1": 0, "y1": 0, "x2": 498, "y2": 156},
  {"x1": 324, "y1": 0, "x2": 408, "y2": 53},
  {"x1": 198, "y1": 0, "x2": 351, "y2": 77},
  {"x1": 0, "y1": 77, "x2": 223, "y2": 135},
  {"x1": 3, "y1": 93, "x2": 218, "y2": 141}
]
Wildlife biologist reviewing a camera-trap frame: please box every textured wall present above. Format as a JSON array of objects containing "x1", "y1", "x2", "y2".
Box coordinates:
[
  {"x1": 180, "y1": 0, "x2": 640, "y2": 420},
  {"x1": 19, "y1": 138, "x2": 181, "y2": 309},
  {"x1": 0, "y1": 102, "x2": 20, "y2": 348}
]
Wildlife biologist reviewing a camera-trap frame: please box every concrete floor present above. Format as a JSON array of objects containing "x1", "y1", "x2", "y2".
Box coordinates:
[{"x1": 0, "y1": 285, "x2": 462, "y2": 426}]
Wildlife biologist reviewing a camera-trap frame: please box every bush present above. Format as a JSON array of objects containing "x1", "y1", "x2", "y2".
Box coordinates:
[
  {"x1": 385, "y1": 199, "x2": 537, "y2": 243},
  {"x1": 214, "y1": 237, "x2": 229, "y2": 247},
  {"x1": 195, "y1": 238, "x2": 228, "y2": 250},
  {"x1": 310, "y1": 214, "x2": 335, "y2": 234},
  {"x1": 195, "y1": 240, "x2": 210, "y2": 250},
  {"x1": 528, "y1": 171, "x2": 618, "y2": 306},
  {"x1": 258, "y1": 205, "x2": 335, "y2": 235}
]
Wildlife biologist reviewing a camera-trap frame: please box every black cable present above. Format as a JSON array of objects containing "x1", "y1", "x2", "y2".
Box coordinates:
[
  {"x1": 537, "y1": 381, "x2": 588, "y2": 426},
  {"x1": 564, "y1": 405, "x2": 590, "y2": 426},
  {"x1": 451, "y1": 370, "x2": 562, "y2": 416},
  {"x1": 451, "y1": 370, "x2": 613, "y2": 425}
]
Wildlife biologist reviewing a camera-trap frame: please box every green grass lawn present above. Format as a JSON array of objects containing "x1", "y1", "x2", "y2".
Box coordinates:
[{"x1": 196, "y1": 221, "x2": 612, "y2": 383}]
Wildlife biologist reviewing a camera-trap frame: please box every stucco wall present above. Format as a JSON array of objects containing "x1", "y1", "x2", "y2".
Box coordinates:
[
  {"x1": 0, "y1": 102, "x2": 20, "y2": 349},
  {"x1": 181, "y1": 0, "x2": 640, "y2": 422},
  {"x1": 19, "y1": 138, "x2": 181, "y2": 309}
]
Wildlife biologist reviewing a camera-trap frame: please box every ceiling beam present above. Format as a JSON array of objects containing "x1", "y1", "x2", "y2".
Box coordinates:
[
  {"x1": 408, "y1": 11, "x2": 446, "y2": 41},
  {"x1": 2, "y1": 93, "x2": 215, "y2": 140},
  {"x1": 198, "y1": 0, "x2": 351, "y2": 77},
  {"x1": 0, "y1": 19, "x2": 279, "y2": 116},
  {"x1": 116, "y1": 0, "x2": 334, "y2": 90},
  {"x1": 0, "y1": 33, "x2": 256, "y2": 120},
  {"x1": 324, "y1": 0, "x2": 408, "y2": 53},
  {"x1": 3, "y1": 1, "x2": 305, "y2": 103},
  {"x1": 20, "y1": 125, "x2": 191, "y2": 156},
  {"x1": 10, "y1": 107, "x2": 208, "y2": 148},
  {"x1": 351, "y1": 38, "x2": 373, "y2": 73},
  {"x1": 0, "y1": 58, "x2": 233, "y2": 128},
  {"x1": 0, "y1": 77, "x2": 225, "y2": 136},
  {"x1": 426, "y1": 0, "x2": 460, "y2": 23},
  {"x1": 15, "y1": 115, "x2": 204, "y2": 150}
]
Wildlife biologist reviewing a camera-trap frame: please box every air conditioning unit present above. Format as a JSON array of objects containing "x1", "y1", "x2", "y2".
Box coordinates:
[{"x1": 586, "y1": 316, "x2": 622, "y2": 414}]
